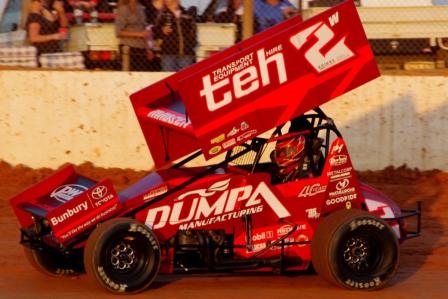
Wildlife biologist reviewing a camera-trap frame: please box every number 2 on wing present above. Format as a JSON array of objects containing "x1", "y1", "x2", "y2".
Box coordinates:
[{"x1": 290, "y1": 12, "x2": 354, "y2": 73}]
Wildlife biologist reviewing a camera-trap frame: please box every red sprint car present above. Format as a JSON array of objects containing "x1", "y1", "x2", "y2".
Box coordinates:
[{"x1": 10, "y1": 1, "x2": 420, "y2": 294}]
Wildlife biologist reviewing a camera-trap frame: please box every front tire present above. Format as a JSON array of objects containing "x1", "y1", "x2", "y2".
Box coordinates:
[
  {"x1": 84, "y1": 218, "x2": 161, "y2": 294},
  {"x1": 311, "y1": 209, "x2": 399, "y2": 290}
]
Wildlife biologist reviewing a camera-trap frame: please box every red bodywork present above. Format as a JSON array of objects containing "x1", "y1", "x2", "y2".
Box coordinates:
[{"x1": 10, "y1": 1, "x2": 416, "y2": 276}]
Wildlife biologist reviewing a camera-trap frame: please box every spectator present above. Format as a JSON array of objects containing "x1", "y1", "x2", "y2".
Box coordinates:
[
  {"x1": 214, "y1": 0, "x2": 243, "y2": 42},
  {"x1": 26, "y1": 0, "x2": 68, "y2": 56},
  {"x1": 254, "y1": 0, "x2": 296, "y2": 33},
  {"x1": 155, "y1": 0, "x2": 197, "y2": 72},
  {"x1": 201, "y1": 0, "x2": 220, "y2": 22},
  {"x1": 140, "y1": 0, "x2": 163, "y2": 25},
  {"x1": 68, "y1": 0, "x2": 98, "y2": 24},
  {"x1": 115, "y1": 0, "x2": 160, "y2": 71}
]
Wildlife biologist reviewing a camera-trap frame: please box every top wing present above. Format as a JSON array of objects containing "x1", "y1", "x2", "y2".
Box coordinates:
[{"x1": 130, "y1": 0, "x2": 379, "y2": 168}]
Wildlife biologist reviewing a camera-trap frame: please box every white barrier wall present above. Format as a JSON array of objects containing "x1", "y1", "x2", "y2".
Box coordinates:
[{"x1": 0, "y1": 70, "x2": 447, "y2": 170}]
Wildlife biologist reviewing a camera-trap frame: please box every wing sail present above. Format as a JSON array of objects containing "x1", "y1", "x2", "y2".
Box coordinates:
[{"x1": 130, "y1": 0, "x2": 379, "y2": 167}]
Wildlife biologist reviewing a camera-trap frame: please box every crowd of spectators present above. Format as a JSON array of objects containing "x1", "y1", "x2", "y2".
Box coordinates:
[{"x1": 21, "y1": 0, "x2": 299, "y2": 71}]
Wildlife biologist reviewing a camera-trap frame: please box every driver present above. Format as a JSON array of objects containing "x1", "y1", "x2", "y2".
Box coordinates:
[
  {"x1": 272, "y1": 135, "x2": 311, "y2": 183},
  {"x1": 271, "y1": 116, "x2": 323, "y2": 184}
]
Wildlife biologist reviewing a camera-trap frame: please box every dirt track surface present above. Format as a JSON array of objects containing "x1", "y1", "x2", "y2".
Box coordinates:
[{"x1": 0, "y1": 162, "x2": 447, "y2": 299}]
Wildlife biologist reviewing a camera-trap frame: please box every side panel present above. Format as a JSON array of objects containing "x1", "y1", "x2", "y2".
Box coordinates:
[
  {"x1": 135, "y1": 173, "x2": 287, "y2": 241},
  {"x1": 321, "y1": 138, "x2": 365, "y2": 214}
]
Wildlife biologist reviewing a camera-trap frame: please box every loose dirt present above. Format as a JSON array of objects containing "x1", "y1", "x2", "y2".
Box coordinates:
[{"x1": 0, "y1": 162, "x2": 446, "y2": 299}]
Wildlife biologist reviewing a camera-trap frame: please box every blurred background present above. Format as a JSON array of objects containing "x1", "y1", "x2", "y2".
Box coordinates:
[{"x1": 1, "y1": 0, "x2": 448, "y2": 71}]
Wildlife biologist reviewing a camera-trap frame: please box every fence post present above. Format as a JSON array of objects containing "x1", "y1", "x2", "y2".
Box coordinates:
[
  {"x1": 242, "y1": 0, "x2": 254, "y2": 40},
  {"x1": 122, "y1": 45, "x2": 130, "y2": 71}
]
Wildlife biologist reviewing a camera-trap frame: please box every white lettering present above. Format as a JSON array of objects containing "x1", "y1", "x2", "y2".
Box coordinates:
[
  {"x1": 201, "y1": 49, "x2": 287, "y2": 112},
  {"x1": 329, "y1": 12, "x2": 339, "y2": 27},
  {"x1": 147, "y1": 110, "x2": 191, "y2": 129},
  {"x1": 257, "y1": 48, "x2": 287, "y2": 86},
  {"x1": 50, "y1": 201, "x2": 89, "y2": 226},
  {"x1": 145, "y1": 205, "x2": 170, "y2": 229},
  {"x1": 201, "y1": 76, "x2": 231, "y2": 112},
  {"x1": 290, "y1": 21, "x2": 354, "y2": 73},
  {"x1": 145, "y1": 181, "x2": 290, "y2": 229},
  {"x1": 233, "y1": 66, "x2": 259, "y2": 98}
]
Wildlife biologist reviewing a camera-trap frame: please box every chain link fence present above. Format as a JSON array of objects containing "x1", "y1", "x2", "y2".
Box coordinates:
[{"x1": 1, "y1": 0, "x2": 448, "y2": 71}]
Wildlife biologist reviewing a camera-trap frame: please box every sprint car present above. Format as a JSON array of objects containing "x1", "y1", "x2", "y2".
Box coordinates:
[{"x1": 10, "y1": 1, "x2": 420, "y2": 294}]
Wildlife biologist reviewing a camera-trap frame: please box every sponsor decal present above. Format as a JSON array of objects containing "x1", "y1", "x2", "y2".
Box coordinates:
[
  {"x1": 222, "y1": 138, "x2": 236, "y2": 149},
  {"x1": 240, "y1": 121, "x2": 249, "y2": 130},
  {"x1": 91, "y1": 185, "x2": 107, "y2": 200},
  {"x1": 328, "y1": 167, "x2": 352, "y2": 177},
  {"x1": 349, "y1": 218, "x2": 385, "y2": 231},
  {"x1": 50, "y1": 184, "x2": 88, "y2": 203},
  {"x1": 305, "y1": 208, "x2": 320, "y2": 219},
  {"x1": 211, "y1": 134, "x2": 225, "y2": 144},
  {"x1": 252, "y1": 231, "x2": 274, "y2": 241},
  {"x1": 277, "y1": 224, "x2": 293, "y2": 236},
  {"x1": 198, "y1": 9, "x2": 358, "y2": 114},
  {"x1": 227, "y1": 127, "x2": 240, "y2": 137},
  {"x1": 128, "y1": 223, "x2": 159, "y2": 250},
  {"x1": 90, "y1": 185, "x2": 115, "y2": 207},
  {"x1": 236, "y1": 129, "x2": 257, "y2": 142},
  {"x1": 210, "y1": 52, "x2": 255, "y2": 83},
  {"x1": 298, "y1": 183, "x2": 327, "y2": 198},
  {"x1": 50, "y1": 201, "x2": 89, "y2": 226},
  {"x1": 98, "y1": 266, "x2": 128, "y2": 292},
  {"x1": 326, "y1": 193, "x2": 357, "y2": 206},
  {"x1": 200, "y1": 46, "x2": 287, "y2": 112},
  {"x1": 329, "y1": 187, "x2": 355, "y2": 198},
  {"x1": 296, "y1": 234, "x2": 309, "y2": 247},
  {"x1": 277, "y1": 224, "x2": 306, "y2": 236},
  {"x1": 328, "y1": 167, "x2": 352, "y2": 180},
  {"x1": 290, "y1": 12, "x2": 354, "y2": 73},
  {"x1": 345, "y1": 277, "x2": 381, "y2": 289},
  {"x1": 143, "y1": 185, "x2": 168, "y2": 201},
  {"x1": 209, "y1": 145, "x2": 222, "y2": 155},
  {"x1": 58, "y1": 203, "x2": 119, "y2": 241},
  {"x1": 147, "y1": 110, "x2": 191, "y2": 129},
  {"x1": 330, "y1": 142, "x2": 344, "y2": 154},
  {"x1": 145, "y1": 179, "x2": 290, "y2": 230},
  {"x1": 336, "y1": 179, "x2": 349, "y2": 191},
  {"x1": 251, "y1": 243, "x2": 267, "y2": 252},
  {"x1": 330, "y1": 154, "x2": 348, "y2": 166}
]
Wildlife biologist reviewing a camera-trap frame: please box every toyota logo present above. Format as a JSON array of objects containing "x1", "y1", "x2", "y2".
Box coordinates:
[
  {"x1": 91, "y1": 185, "x2": 107, "y2": 200},
  {"x1": 336, "y1": 179, "x2": 349, "y2": 191}
]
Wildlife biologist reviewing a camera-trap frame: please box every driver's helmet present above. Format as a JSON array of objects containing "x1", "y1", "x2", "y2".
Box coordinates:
[{"x1": 274, "y1": 135, "x2": 306, "y2": 169}]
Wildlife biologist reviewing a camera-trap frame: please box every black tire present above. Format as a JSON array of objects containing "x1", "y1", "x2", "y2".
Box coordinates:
[
  {"x1": 24, "y1": 246, "x2": 83, "y2": 277},
  {"x1": 311, "y1": 209, "x2": 399, "y2": 290},
  {"x1": 84, "y1": 218, "x2": 161, "y2": 294}
]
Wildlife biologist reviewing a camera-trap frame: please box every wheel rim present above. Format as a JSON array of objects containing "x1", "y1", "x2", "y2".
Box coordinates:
[
  {"x1": 337, "y1": 227, "x2": 384, "y2": 277},
  {"x1": 110, "y1": 241, "x2": 137, "y2": 270},
  {"x1": 342, "y1": 236, "x2": 375, "y2": 273},
  {"x1": 102, "y1": 233, "x2": 154, "y2": 284}
]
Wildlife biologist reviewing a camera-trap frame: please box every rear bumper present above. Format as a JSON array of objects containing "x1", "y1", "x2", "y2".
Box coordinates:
[{"x1": 385, "y1": 201, "x2": 422, "y2": 241}]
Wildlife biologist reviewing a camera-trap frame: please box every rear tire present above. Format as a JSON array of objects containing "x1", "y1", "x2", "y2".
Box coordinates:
[
  {"x1": 24, "y1": 246, "x2": 82, "y2": 277},
  {"x1": 311, "y1": 209, "x2": 399, "y2": 290},
  {"x1": 84, "y1": 218, "x2": 161, "y2": 294}
]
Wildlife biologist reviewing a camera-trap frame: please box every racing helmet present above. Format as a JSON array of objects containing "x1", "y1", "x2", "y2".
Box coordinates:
[{"x1": 274, "y1": 135, "x2": 306, "y2": 168}]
